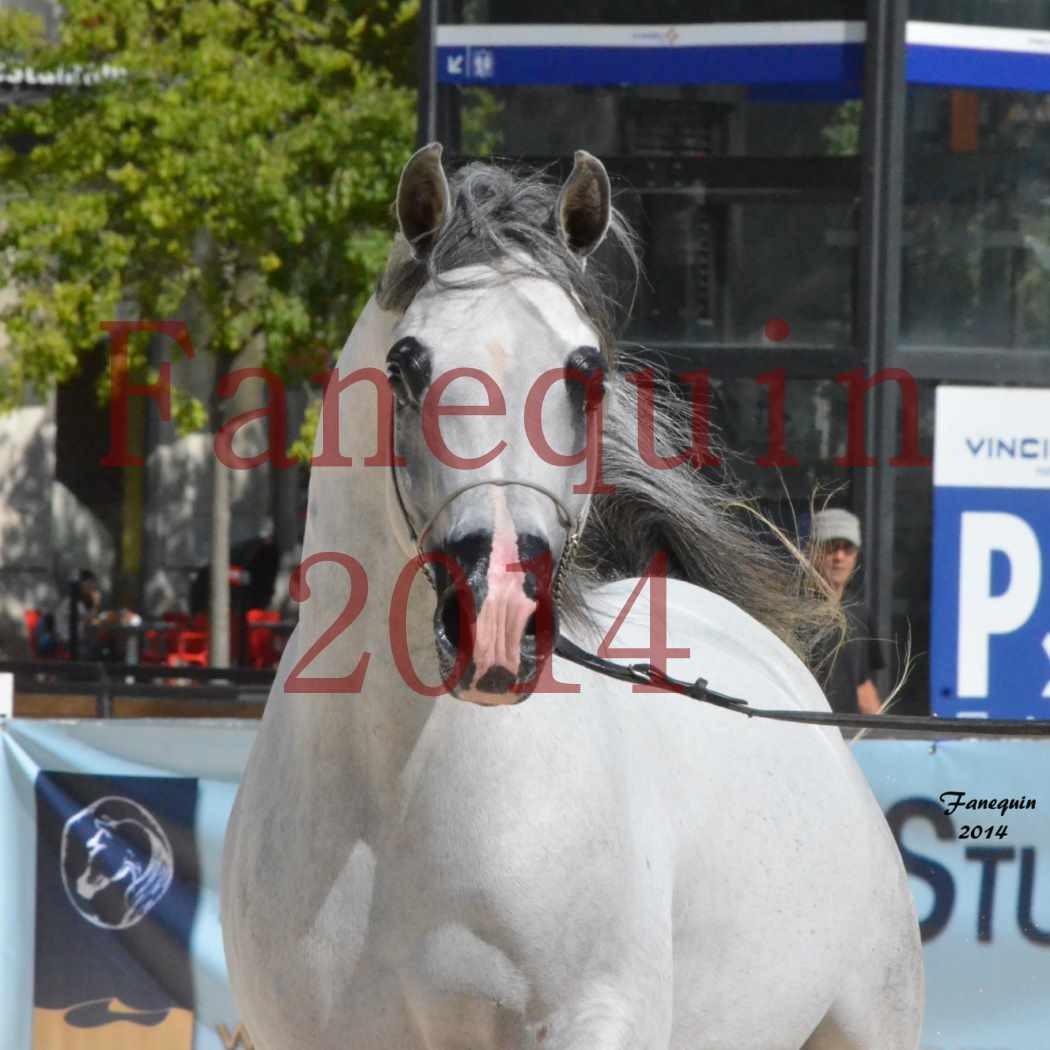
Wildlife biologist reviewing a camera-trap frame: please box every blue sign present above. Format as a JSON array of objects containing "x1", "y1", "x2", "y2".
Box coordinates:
[
  {"x1": 0, "y1": 720, "x2": 257, "y2": 1050},
  {"x1": 435, "y1": 22, "x2": 1050, "y2": 93},
  {"x1": 436, "y1": 23, "x2": 864, "y2": 87},
  {"x1": 931, "y1": 387, "x2": 1050, "y2": 720},
  {"x1": 908, "y1": 21, "x2": 1050, "y2": 93}
]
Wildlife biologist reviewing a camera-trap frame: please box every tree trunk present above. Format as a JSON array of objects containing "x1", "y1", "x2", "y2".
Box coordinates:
[
  {"x1": 209, "y1": 451, "x2": 231, "y2": 666},
  {"x1": 209, "y1": 357, "x2": 232, "y2": 667}
]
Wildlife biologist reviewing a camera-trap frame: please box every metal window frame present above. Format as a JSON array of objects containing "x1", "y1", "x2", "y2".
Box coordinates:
[{"x1": 857, "y1": 0, "x2": 908, "y2": 698}]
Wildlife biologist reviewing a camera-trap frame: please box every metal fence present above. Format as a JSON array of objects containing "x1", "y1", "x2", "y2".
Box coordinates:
[{"x1": 0, "y1": 660, "x2": 272, "y2": 718}]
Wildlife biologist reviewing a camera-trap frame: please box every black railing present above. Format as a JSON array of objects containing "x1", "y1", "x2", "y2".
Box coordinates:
[{"x1": 0, "y1": 660, "x2": 273, "y2": 718}]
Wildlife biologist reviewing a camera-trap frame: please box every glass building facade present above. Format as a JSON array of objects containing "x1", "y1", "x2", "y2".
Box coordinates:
[{"x1": 422, "y1": 0, "x2": 1050, "y2": 715}]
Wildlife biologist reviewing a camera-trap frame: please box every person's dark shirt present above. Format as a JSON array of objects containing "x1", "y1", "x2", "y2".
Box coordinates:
[
  {"x1": 189, "y1": 536, "x2": 280, "y2": 614},
  {"x1": 818, "y1": 601, "x2": 886, "y2": 714}
]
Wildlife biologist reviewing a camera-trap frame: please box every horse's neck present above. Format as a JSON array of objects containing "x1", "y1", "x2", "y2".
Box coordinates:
[{"x1": 279, "y1": 297, "x2": 442, "y2": 815}]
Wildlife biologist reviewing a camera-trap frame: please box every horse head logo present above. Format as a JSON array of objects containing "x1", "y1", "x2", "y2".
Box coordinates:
[{"x1": 61, "y1": 797, "x2": 174, "y2": 930}]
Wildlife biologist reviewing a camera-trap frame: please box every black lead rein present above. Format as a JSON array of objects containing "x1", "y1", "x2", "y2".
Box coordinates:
[{"x1": 554, "y1": 636, "x2": 1050, "y2": 737}]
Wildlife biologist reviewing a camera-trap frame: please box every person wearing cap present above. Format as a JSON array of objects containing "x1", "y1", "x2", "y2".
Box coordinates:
[
  {"x1": 38, "y1": 569, "x2": 103, "y2": 659},
  {"x1": 810, "y1": 508, "x2": 885, "y2": 715}
]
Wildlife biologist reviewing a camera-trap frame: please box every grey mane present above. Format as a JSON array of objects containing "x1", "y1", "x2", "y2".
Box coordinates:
[
  {"x1": 380, "y1": 160, "x2": 839, "y2": 664},
  {"x1": 566, "y1": 363, "x2": 842, "y2": 663}
]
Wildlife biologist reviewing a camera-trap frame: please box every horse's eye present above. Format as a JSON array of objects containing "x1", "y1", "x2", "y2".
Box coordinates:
[
  {"x1": 565, "y1": 346, "x2": 605, "y2": 412},
  {"x1": 387, "y1": 336, "x2": 431, "y2": 407}
]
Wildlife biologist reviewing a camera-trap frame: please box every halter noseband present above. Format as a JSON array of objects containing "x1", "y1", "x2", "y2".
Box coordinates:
[{"x1": 388, "y1": 415, "x2": 589, "y2": 610}]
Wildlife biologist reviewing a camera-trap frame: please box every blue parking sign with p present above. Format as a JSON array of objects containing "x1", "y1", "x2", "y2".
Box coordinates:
[{"x1": 931, "y1": 387, "x2": 1050, "y2": 719}]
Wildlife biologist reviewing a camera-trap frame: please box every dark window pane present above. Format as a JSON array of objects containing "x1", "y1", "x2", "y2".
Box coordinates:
[
  {"x1": 458, "y1": 85, "x2": 861, "y2": 159},
  {"x1": 450, "y1": 84, "x2": 861, "y2": 350},
  {"x1": 708, "y1": 377, "x2": 855, "y2": 505},
  {"x1": 901, "y1": 85, "x2": 1050, "y2": 351},
  {"x1": 910, "y1": 1, "x2": 1050, "y2": 29},
  {"x1": 889, "y1": 383, "x2": 935, "y2": 717},
  {"x1": 623, "y1": 195, "x2": 856, "y2": 347}
]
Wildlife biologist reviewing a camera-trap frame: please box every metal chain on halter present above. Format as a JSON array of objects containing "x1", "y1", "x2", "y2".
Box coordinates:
[{"x1": 550, "y1": 520, "x2": 584, "y2": 610}]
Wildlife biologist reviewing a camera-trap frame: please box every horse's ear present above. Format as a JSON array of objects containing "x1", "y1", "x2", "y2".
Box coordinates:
[
  {"x1": 396, "y1": 142, "x2": 450, "y2": 259},
  {"x1": 555, "y1": 150, "x2": 611, "y2": 258}
]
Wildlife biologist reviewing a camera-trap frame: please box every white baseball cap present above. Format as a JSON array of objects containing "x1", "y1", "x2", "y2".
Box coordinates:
[{"x1": 811, "y1": 508, "x2": 861, "y2": 549}]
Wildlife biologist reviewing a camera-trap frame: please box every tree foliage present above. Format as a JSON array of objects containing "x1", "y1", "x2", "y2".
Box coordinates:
[{"x1": 0, "y1": 0, "x2": 417, "y2": 409}]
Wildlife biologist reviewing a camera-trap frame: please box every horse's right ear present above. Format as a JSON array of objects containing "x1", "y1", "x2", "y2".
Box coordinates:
[{"x1": 396, "y1": 142, "x2": 450, "y2": 260}]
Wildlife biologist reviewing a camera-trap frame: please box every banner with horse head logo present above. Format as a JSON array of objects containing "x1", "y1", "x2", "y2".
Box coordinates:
[
  {"x1": 33, "y1": 772, "x2": 199, "y2": 1049},
  {"x1": 0, "y1": 719, "x2": 256, "y2": 1050},
  {"x1": 3, "y1": 718, "x2": 1049, "y2": 1049}
]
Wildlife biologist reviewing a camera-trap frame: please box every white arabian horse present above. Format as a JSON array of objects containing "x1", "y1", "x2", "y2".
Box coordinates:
[{"x1": 222, "y1": 145, "x2": 922, "y2": 1049}]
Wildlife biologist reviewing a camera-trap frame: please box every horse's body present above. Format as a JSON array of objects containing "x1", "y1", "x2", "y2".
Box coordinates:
[{"x1": 222, "y1": 148, "x2": 922, "y2": 1049}]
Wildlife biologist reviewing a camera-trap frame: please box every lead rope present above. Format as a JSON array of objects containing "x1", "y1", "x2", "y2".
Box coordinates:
[{"x1": 553, "y1": 636, "x2": 1050, "y2": 736}]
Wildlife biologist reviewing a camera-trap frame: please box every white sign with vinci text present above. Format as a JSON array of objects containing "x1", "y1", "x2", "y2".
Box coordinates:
[{"x1": 931, "y1": 386, "x2": 1050, "y2": 719}]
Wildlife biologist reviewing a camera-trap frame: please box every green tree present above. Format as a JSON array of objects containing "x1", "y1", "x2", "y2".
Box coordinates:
[{"x1": 0, "y1": 0, "x2": 417, "y2": 663}]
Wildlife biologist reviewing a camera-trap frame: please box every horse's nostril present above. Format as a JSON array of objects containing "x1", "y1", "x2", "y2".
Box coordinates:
[
  {"x1": 437, "y1": 584, "x2": 473, "y2": 658},
  {"x1": 523, "y1": 612, "x2": 537, "y2": 640}
]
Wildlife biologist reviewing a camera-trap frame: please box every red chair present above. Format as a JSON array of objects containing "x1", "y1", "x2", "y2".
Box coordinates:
[
  {"x1": 245, "y1": 609, "x2": 281, "y2": 669},
  {"x1": 166, "y1": 613, "x2": 210, "y2": 668},
  {"x1": 138, "y1": 626, "x2": 167, "y2": 664}
]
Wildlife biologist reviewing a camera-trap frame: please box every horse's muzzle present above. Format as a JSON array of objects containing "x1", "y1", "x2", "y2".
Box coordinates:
[{"x1": 432, "y1": 532, "x2": 559, "y2": 705}]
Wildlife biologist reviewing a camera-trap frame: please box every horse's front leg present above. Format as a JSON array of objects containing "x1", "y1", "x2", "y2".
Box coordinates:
[
  {"x1": 520, "y1": 971, "x2": 674, "y2": 1050},
  {"x1": 399, "y1": 961, "x2": 672, "y2": 1050}
]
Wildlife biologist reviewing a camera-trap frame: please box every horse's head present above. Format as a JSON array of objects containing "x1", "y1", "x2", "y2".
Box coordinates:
[
  {"x1": 75, "y1": 818, "x2": 144, "y2": 901},
  {"x1": 388, "y1": 144, "x2": 614, "y2": 705}
]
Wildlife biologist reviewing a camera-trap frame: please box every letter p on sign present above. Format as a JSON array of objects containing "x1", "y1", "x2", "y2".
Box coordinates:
[{"x1": 957, "y1": 512, "x2": 1041, "y2": 698}]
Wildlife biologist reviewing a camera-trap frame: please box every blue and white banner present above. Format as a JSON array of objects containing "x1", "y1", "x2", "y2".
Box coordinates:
[
  {"x1": 931, "y1": 386, "x2": 1050, "y2": 721},
  {"x1": 855, "y1": 739, "x2": 1050, "y2": 1050},
  {"x1": 435, "y1": 20, "x2": 1050, "y2": 93},
  {"x1": 2, "y1": 721, "x2": 1049, "y2": 1049},
  {"x1": 0, "y1": 719, "x2": 256, "y2": 1050}
]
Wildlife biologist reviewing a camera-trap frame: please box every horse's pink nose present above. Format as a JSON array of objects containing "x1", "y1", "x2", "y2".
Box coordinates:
[
  {"x1": 433, "y1": 530, "x2": 556, "y2": 702},
  {"x1": 470, "y1": 539, "x2": 537, "y2": 688}
]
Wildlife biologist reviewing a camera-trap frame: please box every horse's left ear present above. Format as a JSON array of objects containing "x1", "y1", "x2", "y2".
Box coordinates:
[
  {"x1": 397, "y1": 142, "x2": 451, "y2": 259},
  {"x1": 555, "y1": 150, "x2": 611, "y2": 258}
]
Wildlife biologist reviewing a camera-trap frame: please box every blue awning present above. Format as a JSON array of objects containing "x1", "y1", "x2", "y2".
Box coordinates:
[
  {"x1": 907, "y1": 21, "x2": 1050, "y2": 92},
  {"x1": 436, "y1": 21, "x2": 1050, "y2": 93},
  {"x1": 437, "y1": 22, "x2": 864, "y2": 87}
]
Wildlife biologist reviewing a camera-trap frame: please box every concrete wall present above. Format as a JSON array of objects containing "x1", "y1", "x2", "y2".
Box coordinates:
[
  {"x1": 142, "y1": 424, "x2": 274, "y2": 613},
  {"x1": 0, "y1": 405, "x2": 117, "y2": 657}
]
